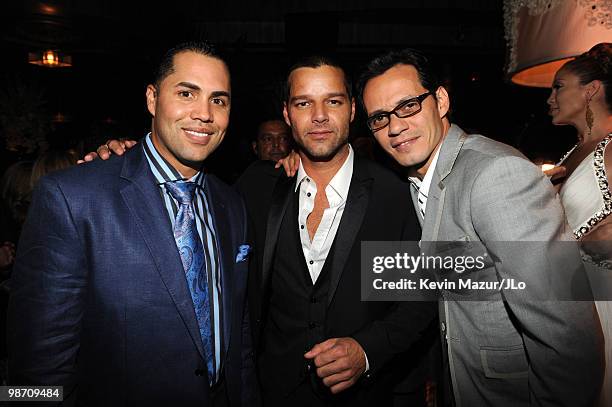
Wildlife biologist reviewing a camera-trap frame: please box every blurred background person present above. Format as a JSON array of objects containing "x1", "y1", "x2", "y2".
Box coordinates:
[
  {"x1": 0, "y1": 149, "x2": 76, "y2": 385},
  {"x1": 0, "y1": 160, "x2": 33, "y2": 385},
  {"x1": 0, "y1": 161, "x2": 33, "y2": 249},
  {"x1": 30, "y1": 148, "x2": 78, "y2": 188},
  {"x1": 251, "y1": 118, "x2": 292, "y2": 162},
  {"x1": 547, "y1": 42, "x2": 612, "y2": 406}
]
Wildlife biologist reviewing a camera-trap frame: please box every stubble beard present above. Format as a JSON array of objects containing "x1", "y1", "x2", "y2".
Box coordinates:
[{"x1": 296, "y1": 132, "x2": 348, "y2": 163}]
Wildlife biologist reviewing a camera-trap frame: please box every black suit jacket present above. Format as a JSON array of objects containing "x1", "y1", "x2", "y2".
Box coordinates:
[{"x1": 236, "y1": 155, "x2": 438, "y2": 405}]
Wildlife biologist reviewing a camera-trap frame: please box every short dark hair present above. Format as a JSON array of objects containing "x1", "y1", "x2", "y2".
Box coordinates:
[
  {"x1": 562, "y1": 42, "x2": 612, "y2": 112},
  {"x1": 357, "y1": 48, "x2": 441, "y2": 110},
  {"x1": 153, "y1": 41, "x2": 225, "y2": 88},
  {"x1": 283, "y1": 55, "x2": 352, "y2": 102}
]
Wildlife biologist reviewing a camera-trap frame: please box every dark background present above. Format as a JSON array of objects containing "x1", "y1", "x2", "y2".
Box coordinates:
[{"x1": 0, "y1": 0, "x2": 577, "y2": 181}]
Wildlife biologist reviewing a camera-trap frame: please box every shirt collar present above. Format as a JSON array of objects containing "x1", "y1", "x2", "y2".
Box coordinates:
[
  {"x1": 294, "y1": 144, "x2": 354, "y2": 201},
  {"x1": 408, "y1": 145, "x2": 441, "y2": 196},
  {"x1": 143, "y1": 132, "x2": 205, "y2": 187}
]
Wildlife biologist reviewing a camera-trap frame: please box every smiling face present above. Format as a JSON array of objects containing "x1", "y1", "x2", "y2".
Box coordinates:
[
  {"x1": 547, "y1": 68, "x2": 588, "y2": 127},
  {"x1": 146, "y1": 51, "x2": 231, "y2": 177},
  {"x1": 362, "y1": 64, "x2": 449, "y2": 176},
  {"x1": 283, "y1": 65, "x2": 354, "y2": 162}
]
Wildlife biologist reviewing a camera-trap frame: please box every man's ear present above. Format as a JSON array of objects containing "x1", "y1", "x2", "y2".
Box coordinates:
[
  {"x1": 435, "y1": 86, "x2": 450, "y2": 119},
  {"x1": 282, "y1": 102, "x2": 291, "y2": 128},
  {"x1": 146, "y1": 85, "x2": 157, "y2": 116},
  {"x1": 252, "y1": 141, "x2": 259, "y2": 156},
  {"x1": 350, "y1": 97, "x2": 356, "y2": 123}
]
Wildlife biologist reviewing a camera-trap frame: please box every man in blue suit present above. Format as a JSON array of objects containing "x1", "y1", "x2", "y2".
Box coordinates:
[{"x1": 7, "y1": 42, "x2": 257, "y2": 407}]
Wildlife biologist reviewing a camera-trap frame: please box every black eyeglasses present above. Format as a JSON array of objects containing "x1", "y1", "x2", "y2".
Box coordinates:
[{"x1": 366, "y1": 91, "x2": 432, "y2": 132}]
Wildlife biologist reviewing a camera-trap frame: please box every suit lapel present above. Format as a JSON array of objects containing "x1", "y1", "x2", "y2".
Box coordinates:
[
  {"x1": 203, "y1": 176, "x2": 233, "y2": 357},
  {"x1": 261, "y1": 175, "x2": 294, "y2": 291},
  {"x1": 421, "y1": 182, "x2": 446, "y2": 242},
  {"x1": 326, "y1": 156, "x2": 372, "y2": 307},
  {"x1": 119, "y1": 147, "x2": 206, "y2": 360},
  {"x1": 421, "y1": 124, "x2": 467, "y2": 242}
]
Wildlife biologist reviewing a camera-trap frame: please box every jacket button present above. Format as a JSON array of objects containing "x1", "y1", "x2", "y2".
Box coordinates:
[
  {"x1": 195, "y1": 368, "x2": 205, "y2": 376},
  {"x1": 310, "y1": 296, "x2": 317, "y2": 303},
  {"x1": 308, "y1": 322, "x2": 318, "y2": 329}
]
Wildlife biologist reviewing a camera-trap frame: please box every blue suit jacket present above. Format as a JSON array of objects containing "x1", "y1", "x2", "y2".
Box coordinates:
[{"x1": 8, "y1": 146, "x2": 257, "y2": 406}]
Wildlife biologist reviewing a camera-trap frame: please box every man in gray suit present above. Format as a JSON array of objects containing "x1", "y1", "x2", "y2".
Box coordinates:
[{"x1": 357, "y1": 48, "x2": 605, "y2": 406}]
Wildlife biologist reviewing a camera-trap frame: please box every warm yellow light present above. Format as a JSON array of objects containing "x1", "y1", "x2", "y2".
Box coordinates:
[
  {"x1": 28, "y1": 50, "x2": 72, "y2": 68},
  {"x1": 39, "y1": 4, "x2": 58, "y2": 15},
  {"x1": 43, "y1": 50, "x2": 58, "y2": 66},
  {"x1": 52, "y1": 112, "x2": 66, "y2": 123}
]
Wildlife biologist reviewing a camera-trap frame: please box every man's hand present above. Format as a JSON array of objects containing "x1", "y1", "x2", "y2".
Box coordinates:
[
  {"x1": 541, "y1": 165, "x2": 566, "y2": 193},
  {"x1": 304, "y1": 337, "x2": 366, "y2": 394},
  {"x1": 77, "y1": 139, "x2": 138, "y2": 164},
  {"x1": 543, "y1": 164, "x2": 567, "y2": 181},
  {"x1": 274, "y1": 150, "x2": 300, "y2": 177}
]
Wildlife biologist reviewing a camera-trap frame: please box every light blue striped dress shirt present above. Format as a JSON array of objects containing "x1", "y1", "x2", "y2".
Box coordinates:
[{"x1": 142, "y1": 133, "x2": 223, "y2": 383}]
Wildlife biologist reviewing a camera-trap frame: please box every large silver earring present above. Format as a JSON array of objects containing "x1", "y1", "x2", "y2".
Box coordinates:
[{"x1": 586, "y1": 98, "x2": 594, "y2": 138}]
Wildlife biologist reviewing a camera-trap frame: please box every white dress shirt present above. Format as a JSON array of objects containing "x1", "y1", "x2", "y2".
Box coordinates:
[
  {"x1": 295, "y1": 145, "x2": 370, "y2": 372},
  {"x1": 295, "y1": 145, "x2": 354, "y2": 284}
]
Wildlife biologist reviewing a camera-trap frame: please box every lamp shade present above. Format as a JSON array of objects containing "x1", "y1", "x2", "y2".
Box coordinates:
[{"x1": 504, "y1": 0, "x2": 612, "y2": 87}]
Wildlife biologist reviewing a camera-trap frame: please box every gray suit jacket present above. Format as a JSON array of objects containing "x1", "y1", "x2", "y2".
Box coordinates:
[{"x1": 416, "y1": 124, "x2": 604, "y2": 407}]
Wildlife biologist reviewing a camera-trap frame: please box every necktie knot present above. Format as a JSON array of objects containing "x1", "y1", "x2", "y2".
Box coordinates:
[{"x1": 166, "y1": 181, "x2": 198, "y2": 205}]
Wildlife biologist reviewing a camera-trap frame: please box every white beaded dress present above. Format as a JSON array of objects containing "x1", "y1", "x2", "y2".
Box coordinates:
[{"x1": 558, "y1": 134, "x2": 612, "y2": 406}]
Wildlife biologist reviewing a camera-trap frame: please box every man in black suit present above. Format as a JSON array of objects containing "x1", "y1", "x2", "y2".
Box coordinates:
[{"x1": 236, "y1": 56, "x2": 437, "y2": 406}]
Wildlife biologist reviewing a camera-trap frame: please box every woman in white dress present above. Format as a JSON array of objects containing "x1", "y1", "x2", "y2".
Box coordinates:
[{"x1": 547, "y1": 42, "x2": 612, "y2": 406}]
